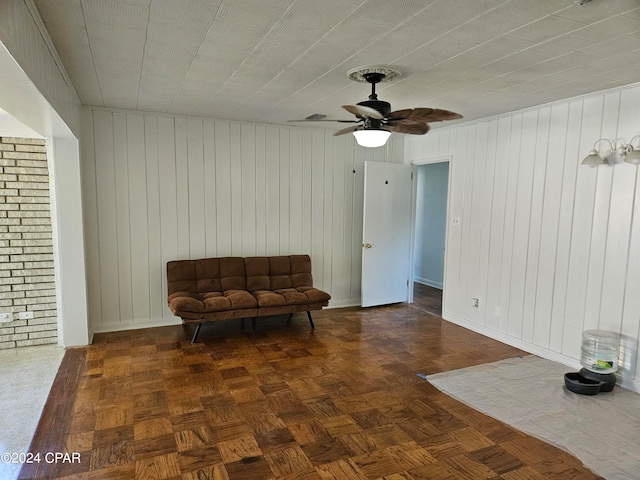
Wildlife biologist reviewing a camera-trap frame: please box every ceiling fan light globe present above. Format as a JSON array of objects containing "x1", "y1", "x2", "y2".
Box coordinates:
[{"x1": 353, "y1": 129, "x2": 391, "y2": 148}]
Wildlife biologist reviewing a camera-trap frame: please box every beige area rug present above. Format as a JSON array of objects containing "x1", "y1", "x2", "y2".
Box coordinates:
[{"x1": 427, "y1": 355, "x2": 640, "y2": 480}]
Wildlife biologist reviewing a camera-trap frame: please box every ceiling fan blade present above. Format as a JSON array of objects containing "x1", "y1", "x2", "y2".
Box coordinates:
[
  {"x1": 288, "y1": 119, "x2": 358, "y2": 123},
  {"x1": 342, "y1": 104, "x2": 384, "y2": 119},
  {"x1": 388, "y1": 108, "x2": 462, "y2": 123},
  {"x1": 334, "y1": 125, "x2": 360, "y2": 136},
  {"x1": 386, "y1": 122, "x2": 430, "y2": 135}
]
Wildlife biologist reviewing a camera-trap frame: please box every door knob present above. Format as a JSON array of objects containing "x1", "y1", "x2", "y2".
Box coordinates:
[{"x1": 363, "y1": 243, "x2": 372, "y2": 248}]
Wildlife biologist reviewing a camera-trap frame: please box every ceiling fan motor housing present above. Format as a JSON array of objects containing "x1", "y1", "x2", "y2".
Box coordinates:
[{"x1": 357, "y1": 99, "x2": 391, "y2": 117}]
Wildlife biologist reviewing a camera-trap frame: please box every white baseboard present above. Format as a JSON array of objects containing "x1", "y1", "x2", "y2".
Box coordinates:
[
  {"x1": 442, "y1": 310, "x2": 640, "y2": 394},
  {"x1": 91, "y1": 316, "x2": 183, "y2": 334},
  {"x1": 414, "y1": 277, "x2": 443, "y2": 289},
  {"x1": 327, "y1": 298, "x2": 361, "y2": 308}
]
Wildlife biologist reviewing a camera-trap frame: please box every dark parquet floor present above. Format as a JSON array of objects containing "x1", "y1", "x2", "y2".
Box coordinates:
[{"x1": 20, "y1": 284, "x2": 602, "y2": 479}]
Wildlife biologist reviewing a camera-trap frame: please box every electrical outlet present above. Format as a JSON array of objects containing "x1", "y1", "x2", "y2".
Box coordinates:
[
  {"x1": 472, "y1": 298, "x2": 479, "y2": 309},
  {"x1": 19, "y1": 311, "x2": 34, "y2": 320},
  {"x1": 0, "y1": 313, "x2": 12, "y2": 322}
]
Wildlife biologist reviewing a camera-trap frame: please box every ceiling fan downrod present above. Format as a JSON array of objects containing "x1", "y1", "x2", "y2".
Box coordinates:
[{"x1": 363, "y1": 72, "x2": 385, "y2": 100}]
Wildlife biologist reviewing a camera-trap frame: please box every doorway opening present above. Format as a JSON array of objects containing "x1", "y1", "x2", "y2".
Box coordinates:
[{"x1": 412, "y1": 159, "x2": 450, "y2": 313}]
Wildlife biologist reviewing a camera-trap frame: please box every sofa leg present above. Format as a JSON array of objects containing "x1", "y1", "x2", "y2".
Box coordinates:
[
  {"x1": 252, "y1": 317, "x2": 256, "y2": 331},
  {"x1": 287, "y1": 313, "x2": 293, "y2": 323},
  {"x1": 191, "y1": 323, "x2": 202, "y2": 344},
  {"x1": 306, "y1": 311, "x2": 315, "y2": 329}
]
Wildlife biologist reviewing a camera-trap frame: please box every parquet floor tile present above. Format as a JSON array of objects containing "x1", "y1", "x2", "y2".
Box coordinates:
[{"x1": 20, "y1": 285, "x2": 603, "y2": 479}]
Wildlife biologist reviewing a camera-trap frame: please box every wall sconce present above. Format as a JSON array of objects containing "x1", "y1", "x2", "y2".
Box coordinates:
[{"x1": 582, "y1": 136, "x2": 640, "y2": 167}]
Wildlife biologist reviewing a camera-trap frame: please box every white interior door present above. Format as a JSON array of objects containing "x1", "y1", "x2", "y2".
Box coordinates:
[{"x1": 361, "y1": 161, "x2": 413, "y2": 307}]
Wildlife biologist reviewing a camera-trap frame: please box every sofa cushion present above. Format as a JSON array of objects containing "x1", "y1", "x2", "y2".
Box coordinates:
[
  {"x1": 168, "y1": 291, "x2": 203, "y2": 313},
  {"x1": 169, "y1": 289, "x2": 257, "y2": 314},
  {"x1": 251, "y1": 286, "x2": 330, "y2": 307},
  {"x1": 201, "y1": 289, "x2": 257, "y2": 312},
  {"x1": 245, "y1": 256, "x2": 270, "y2": 291},
  {"x1": 245, "y1": 255, "x2": 315, "y2": 291},
  {"x1": 297, "y1": 286, "x2": 331, "y2": 303},
  {"x1": 167, "y1": 261, "x2": 198, "y2": 295},
  {"x1": 195, "y1": 257, "x2": 246, "y2": 293}
]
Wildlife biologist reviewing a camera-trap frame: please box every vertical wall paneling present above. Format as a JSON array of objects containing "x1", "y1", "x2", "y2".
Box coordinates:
[
  {"x1": 266, "y1": 126, "x2": 281, "y2": 255},
  {"x1": 84, "y1": 110, "x2": 388, "y2": 330},
  {"x1": 458, "y1": 128, "x2": 475, "y2": 316},
  {"x1": 241, "y1": 125, "x2": 257, "y2": 256},
  {"x1": 322, "y1": 135, "x2": 334, "y2": 294},
  {"x1": 255, "y1": 125, "x2": 267, "y2": 255},
  {"x1": 174, "y1": 118, "x2": 190, "y2": 258},
  {"x1": 562, "y1": 96, "x2": 601, "y2": 359},
  {"x1": 497, "y1": 114, "x2": 523, "y2": 334},
  {"x1": 186, "y1": 118, "x2": 205, "y2": 256},
  {"x1": 410, "y1": 84, "x2": 640, "y2": 392},
  {"x1": 583, "y1": 93, "x2": 620, "y2": 331},
  {"x1": 93, "y1": 110, "x2": 119, "y2": 326},
  {"x1": 214, "y1": 121, "x2": 232, "y2": 255},
  {"x1": 548, "y1": 101, "x2": 582, "y2": 353},
  {"x1": 464, "y1": 123, "x2": 488, "y2": 323},
  {"x1": 342, "y1": 139, "x2": 355, "y2": 303},
  {"x1": 351, "y1": 143, "x2": 366, "y2": 302},
  {"x1": 485, "y1": 118, "x2": 512, "y2": 331},
  {"x1": 113, "y1": 113, "x2": 133, "y2": 324},
  {"x1": 157, "y1": 116, "x2": 178, "y2": 317},
  {"x1": 144, "y1": 116, "x2": 163, "y2": 320},
  {"x1": 521, "y1": 107, "x2": 551, "y2": 344},
  {"x1": 289, "y1": 130, "x2": 303, "y2": 254},
  {"x1": 507, "y1": 110, "x2": 538, "y2": 339},
  {"x1": 203, "y1": 121, "x2": 217, "y2": 257},
  {"x1": 229, "y1": 124, "x2": 243, "y2": 256},
  {"x1": 310, "y1": 132, "x2": 325, "y2": 287},
  {"x1": 81, "y1": 110, "x2": 102, "y2": 330},
  {"x1": 301, "y1": 131, "x2": 313, "y2": 260},
  {"x1": 533, "y1": 105, "x2": 568, "y2": 348},
  {"x1": 278, "y1": 129, "x2": 291, "y2": 255},
  {"x1": 476, "y1": 120, "x2": 498, "y2": 327},
  {"x1": 626, "y1": 172, "x2": 640, "y2": 381},
  {"x1": 127, "y1": 114, "x2": 150, "y2": 322},
  {"x1": 600, "y1": 89, "x2": 638, "y2": 332},
  {"x1": 445, "y1": 128, "x2": 466, "y2": 316},
  {"x1": 610, "y1": 87, "x2": 640, "y2": 380},
  {"x1": 330, "y1": 136, "x2": 344, "y2": 301}
]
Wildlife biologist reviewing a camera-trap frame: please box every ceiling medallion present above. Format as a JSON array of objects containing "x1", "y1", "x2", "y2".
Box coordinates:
[{"x1": 347, "y1": 65, "x2": 403, "y2": 83}]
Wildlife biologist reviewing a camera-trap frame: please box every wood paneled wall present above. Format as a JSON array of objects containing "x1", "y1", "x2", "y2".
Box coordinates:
[
  {"x1": 81, "y1": 108, "x2": 404, "y2": 333},
  {"x1": 406, "y1": 84, "x2": 640, "y2": 392}
]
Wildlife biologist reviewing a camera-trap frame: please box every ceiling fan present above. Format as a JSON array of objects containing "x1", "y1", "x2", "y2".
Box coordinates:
[{"x1": 289, "y1": 66, "x2": 463, "y2": 147}]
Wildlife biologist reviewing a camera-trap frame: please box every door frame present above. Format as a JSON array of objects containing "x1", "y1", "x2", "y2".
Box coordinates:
[{"x1": 408, "y1": 155, "x2": 453, "y2": 305}]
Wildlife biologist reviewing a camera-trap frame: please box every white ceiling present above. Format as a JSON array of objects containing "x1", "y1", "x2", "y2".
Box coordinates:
[{"x1": 33, "y1": 0, "x2": 640, "y2": 131}]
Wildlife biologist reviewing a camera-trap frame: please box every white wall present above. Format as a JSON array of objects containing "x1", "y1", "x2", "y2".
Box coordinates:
[
  {"x1": 81, "y1": 108, "x2": 404, "y2": 333},
  {"x1": 405, "y1": 83, "x2": 640, "y2": 392}
]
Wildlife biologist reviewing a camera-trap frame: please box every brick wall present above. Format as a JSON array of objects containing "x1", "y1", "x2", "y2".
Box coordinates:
[{"x1": 0, "y1": 137, "x2": 57, "y2": 348}]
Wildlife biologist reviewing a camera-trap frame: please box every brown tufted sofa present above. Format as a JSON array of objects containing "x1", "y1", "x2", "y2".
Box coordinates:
[{"x1": 167, "y1": 255, "x2": 331, "y2": 342}]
